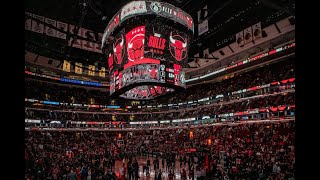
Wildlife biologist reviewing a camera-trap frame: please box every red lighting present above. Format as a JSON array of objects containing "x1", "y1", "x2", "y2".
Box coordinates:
[
  {"x1": 288, "y1": 78, "x2": 295, "y2": 82},
  {"x1": 269, "y1": 49, "x2": 276, "y2": 55}
]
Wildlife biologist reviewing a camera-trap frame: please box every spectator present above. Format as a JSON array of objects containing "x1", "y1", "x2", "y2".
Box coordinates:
[{"x1": 67, "y1": 169, "x2": 77, "y2": 180}]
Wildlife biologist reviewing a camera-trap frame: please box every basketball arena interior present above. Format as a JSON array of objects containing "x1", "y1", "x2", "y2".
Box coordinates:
[{"x1": 25, "y1": 0, "x2": 295, "y2": 179}]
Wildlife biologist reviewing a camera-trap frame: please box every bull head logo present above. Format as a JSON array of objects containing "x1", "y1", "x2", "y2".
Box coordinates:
[
  {"x1": 169, "y1": 32, "x2": 187, "y2": 61},
  {"x1": 127, "y1": 34, "x2": 145, "y2": 62},
  {"x1": 108, "y1": 53, "x2": 114, "y2": 70},
  {"x1": 155, "y1": 86, "x2": 164, "y2": 95},
  {"x1": 113, "y1": 35, "x2": 124, "y2": 65}
]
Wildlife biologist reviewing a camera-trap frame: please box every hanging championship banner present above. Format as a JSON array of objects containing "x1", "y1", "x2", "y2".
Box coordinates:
[
  {"x1": 93, "y1": 33, "x2": 103, "y2": 53},
  {"x1": 244, "y1": 26, "x2": 253, "y2": 44},
  {"x1": 31, "y1": 14, "x2": 44, "y2": 34},
  {"x1": 197, "y1": 5, "x2": 208, "y2": 36},
  {"x1": 88, "y1": 65, "x2": 95, "y2": 76},
  {"x1": 56, "y1": 21, "x2": 68, "y2": 39},
  {"x1": 44, "y1": 18, "x2": 57, "y2": 37},
  {"x1": 99, "y1": 67, "x2": 106, "y2": 77},
  {"x1": 26, "y1": 13, "x2": 106, "y2": 54},
  {"x1": 68, "y1": 25, "x2": 82, "y2": 48},
  {"x1": 81, "y1": 28, "x2": 95, "y2": 51},
  {"x1": 236, "y1": 31, "x2": 244, "y2": 47},
  {"x1": 198, "y1": 19, "x2": 208, "y2": 36},
  {"x1": 75, "y1": 62, "x2": 83, "y2": 74},
  {"x1": 25, "y1": 12, "x2": 32, "y2": 31},
  {"x1": 63, "y1": 60, "x2": 71, "y2": 72},
  {"x1": 252, "y1": 22, "x2": 262, "y2": 40},
  {"x1": 26, "y1": 13, "x2": 105, "y2": 53}
]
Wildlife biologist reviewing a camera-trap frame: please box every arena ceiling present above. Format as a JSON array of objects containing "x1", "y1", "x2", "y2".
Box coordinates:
[{"x1": 25, "y1": 0, "x2": 294, "y2": 70}]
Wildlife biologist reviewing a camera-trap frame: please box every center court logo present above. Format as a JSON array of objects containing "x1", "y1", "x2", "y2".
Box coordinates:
[{"x1": 150, "y1": 2, "x2": 161, "y2": 13}]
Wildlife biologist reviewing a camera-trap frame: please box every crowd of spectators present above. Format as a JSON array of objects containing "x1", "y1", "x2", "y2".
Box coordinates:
[
  {"x1": 25, "y1": 92, "x2": 295, "y2": 122},
  {"x1": 155, "y1": 57, "x2": 295, "y2": 105},
  {"x1": 25, "y1": 80, "x2": 108, "y2": 105},
  {"x1": 25, "y1": 120, "x2": 295, "y2": 179},
  {"x1": 25, "y1": 57, "x2": 295, "y2": 109}
]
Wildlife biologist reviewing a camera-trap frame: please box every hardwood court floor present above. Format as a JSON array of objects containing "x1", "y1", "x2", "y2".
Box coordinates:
[{"x1": 114, "y1": 156, "x2": 195, "y2": 180}]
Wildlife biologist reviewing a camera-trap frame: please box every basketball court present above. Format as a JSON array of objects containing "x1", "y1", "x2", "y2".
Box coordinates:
[{"x1": 114, "y1": 156, "x2": 194, "y2": 180}]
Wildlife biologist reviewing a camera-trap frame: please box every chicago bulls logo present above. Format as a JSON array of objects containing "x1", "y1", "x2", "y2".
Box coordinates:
[
  {"x1": 169, "y1": 32, "x2": 187, "y2": 61},
  {"x1": 113, "y1": 35, "x2": 124, "y2": 65},
  {"x1": 154, "y1": 86, "x2": 165, "y2": 94},
  {"x1": 150, "y1": 68, "x2": 157, "y2": 79},
  {"x1": 108, "y1": 53, "x2": 114, "y2": 70},
  {"x1": 127, "y1": 33, "x2": 145, "y2": 62}
]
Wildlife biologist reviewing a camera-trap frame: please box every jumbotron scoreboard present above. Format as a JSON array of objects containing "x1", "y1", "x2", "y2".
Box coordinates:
[{"x1": 101, "y1": 1, "x2": 194, "y2": 100}]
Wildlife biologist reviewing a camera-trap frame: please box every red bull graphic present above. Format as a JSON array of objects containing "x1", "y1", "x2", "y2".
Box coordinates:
[
  {"x1": 154, "y1": 86, "x2": 165, "y2": 94},
  {"x1": 113, "y1": 35, "x2": 125, "y2": 65},
  {"x1": 150, "y1": 87, "x2": 156, "y2": 96},
  {"x1": 126, "y1": 26, "x2": 145, "y2": 63},
  {"x1": 169, "y1": 32, "x2": 187, "y2": 61},
  {"x1": 108, "y1": 53, "x2": 114, "y2": 71},
  {"x1": 150, "y1": 68, "x2": 158, "y2": 79}
]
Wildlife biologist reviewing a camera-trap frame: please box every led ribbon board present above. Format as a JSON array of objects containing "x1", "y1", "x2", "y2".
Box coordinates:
[{"x1": 101, "y1": 1, "x2": 194, "y2": 48}]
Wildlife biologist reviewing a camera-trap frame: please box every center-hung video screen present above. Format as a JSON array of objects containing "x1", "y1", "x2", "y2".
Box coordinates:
[{"x1": 106, "y1": 22, "x2": 189, "y2": 99}]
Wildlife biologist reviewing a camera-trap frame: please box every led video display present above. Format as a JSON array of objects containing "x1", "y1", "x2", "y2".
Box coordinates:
[
  {"x1": 124, "y1": 26, "x2": 160, "y2": 69},
  {"x1": 106, "y1": 24, "x2": 188, "y2": 100},
  {"x1": 101, "y1": 1, "x2": 194, "y2": 48},
  {"x1": 109, "y1": 62, "x2": 185, "y2": 100},
  {"x1": 107, "y1": 24, "x2": 190, "y2": 73},
  {"x1": 103, "y1": 1, "x2": 193, "y2": 100},
  {"x1": 144, "y1": 23, "x2": 189, "y2": 64}
]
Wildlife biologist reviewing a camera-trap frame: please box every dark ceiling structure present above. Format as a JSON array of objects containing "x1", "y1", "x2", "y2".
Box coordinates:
[{"x1": 25, "y1": 0, "x2": 295, "y2": 71}]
